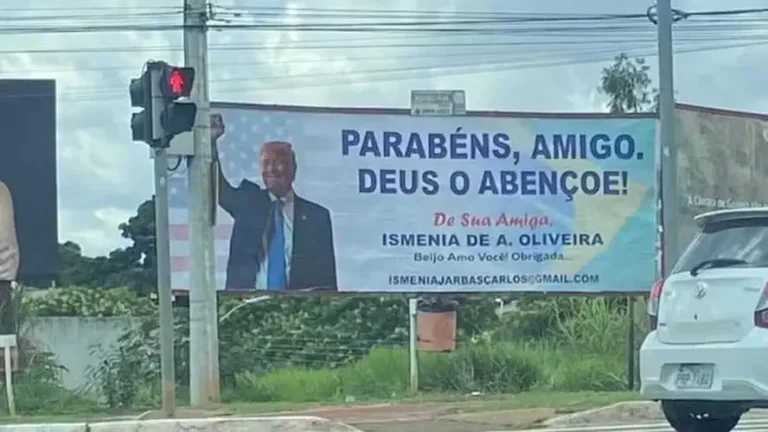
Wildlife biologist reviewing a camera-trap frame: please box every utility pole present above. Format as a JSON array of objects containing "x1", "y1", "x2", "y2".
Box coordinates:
[
  {"x1": 184, "y1": 0, "x2": 220, "y2": 404},
  {"x1": 656, "y1": 0, "x2": 678, "y2": 276}
]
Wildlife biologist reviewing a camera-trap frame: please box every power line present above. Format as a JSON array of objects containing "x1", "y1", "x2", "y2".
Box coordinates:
[
  {"x1": 0, "y1": 39, "x2": 763, "y2": 103},
  {"x1": 6, "y1": 33, "x2": 768, "y2": 76},
  {"x1": 0, "y1": 30, "x2": 768, "y2": 55},
  {"x1": 1, "y1": 6, "x2": 767, "y2": 34},
  {"x1": 215, "y1": 4, "x2": 768, "y2": 20},
  {"x1": 0, "y1": 5, "x2": 764, "y2": 104}
]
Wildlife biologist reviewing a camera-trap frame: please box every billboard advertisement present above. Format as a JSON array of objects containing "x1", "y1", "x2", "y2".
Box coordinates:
[
  {"x1": 168, "y1": 104, "x2": 657, "y2": 293},
  {"x1": 0, "y1": 80, "x2": 58, "y2": 283},
  {"x1": 675, "y1": 104, "x2": 768, "y2": 252}
]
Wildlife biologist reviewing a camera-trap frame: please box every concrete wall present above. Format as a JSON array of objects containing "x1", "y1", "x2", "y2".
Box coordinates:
[{"x1": 24, "y1": 317, "x2": 142, "y2": 391}]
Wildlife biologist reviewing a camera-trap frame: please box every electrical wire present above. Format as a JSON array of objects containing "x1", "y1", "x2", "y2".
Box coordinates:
[
  {"x1": 0, "y1": 39, "x2": 763, "y2": 104},
  {"x1": 0, "y1": 6, "x2": 766, "y2": 35},
  {"x1": 0, "y1": 5, "x2": 765, "y2": 104},
  {"x1": 2, "y1": 28, "x2": 768, "y2": 56},
  {"x1": 0, "y1": 31, "x2": 766, "y2": 77}
]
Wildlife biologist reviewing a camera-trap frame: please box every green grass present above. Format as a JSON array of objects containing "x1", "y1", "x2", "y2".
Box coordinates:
[{"x1": 223, "y1": 339, "x2": 632, "y2": 404}]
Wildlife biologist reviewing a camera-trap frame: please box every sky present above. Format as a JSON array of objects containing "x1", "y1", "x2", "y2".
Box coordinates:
[{"x1": 1, "y1": 0, "x2": 767, "y2": 257}]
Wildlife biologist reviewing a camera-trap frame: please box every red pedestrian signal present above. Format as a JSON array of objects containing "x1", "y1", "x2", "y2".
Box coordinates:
[
  {"x1": 160, "y1": 66, "x2": 195, "y2": 99},
  {"x1": 169, "y1": 70, "x2": 185, "y2": 96}
]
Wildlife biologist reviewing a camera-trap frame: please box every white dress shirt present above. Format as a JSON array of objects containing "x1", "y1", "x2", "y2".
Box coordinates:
[{"x1": 255, "y1": 191, "x2": 294, "y2": 290}]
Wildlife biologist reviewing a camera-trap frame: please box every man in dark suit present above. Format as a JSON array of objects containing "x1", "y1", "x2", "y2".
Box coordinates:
[{"x1": 211, "y1": 113, "x2": 337, "y2": 291}]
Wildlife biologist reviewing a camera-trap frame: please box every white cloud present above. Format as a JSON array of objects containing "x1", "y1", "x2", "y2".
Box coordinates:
[{"x1": 3, "y1": 0, "x2": 768, "y2": 256}]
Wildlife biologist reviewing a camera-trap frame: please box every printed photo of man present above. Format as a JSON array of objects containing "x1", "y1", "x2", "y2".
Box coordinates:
[
  {"x1": 211, "y1": 113, "x2": 338, "y2": 291},
  {"x1": 0, "y1": 182, "x2": 19, "y2": 281}
]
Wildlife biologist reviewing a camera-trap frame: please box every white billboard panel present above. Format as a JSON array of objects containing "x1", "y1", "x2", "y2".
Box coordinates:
[{"x1": 168, "y1": 104, "x2": 657, "y2": 294}]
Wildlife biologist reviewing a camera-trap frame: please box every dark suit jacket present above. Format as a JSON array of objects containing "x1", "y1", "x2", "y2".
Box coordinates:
[{"x1": 218, "y1": 175, "x2": 338, "y2": 291}]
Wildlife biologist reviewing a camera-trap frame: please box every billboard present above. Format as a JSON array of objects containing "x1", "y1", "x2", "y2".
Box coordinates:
[
  {"x1": 168, "y1": 104, "x2": 657, "y2": 293},
  {"x1": 675, "y1": 104, "x2": 768, "y2": 252},
  {"x1": 0, "y1": 80, "x2": 58, "y2": 283}
]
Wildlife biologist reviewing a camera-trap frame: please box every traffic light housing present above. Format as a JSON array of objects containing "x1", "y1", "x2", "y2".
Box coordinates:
[
  {"x1": 129, "y1": 61, "x2": 197, "y2": 148},
  {"x1": 130, "y1": 70, "x2": 152, "y2": 143}
]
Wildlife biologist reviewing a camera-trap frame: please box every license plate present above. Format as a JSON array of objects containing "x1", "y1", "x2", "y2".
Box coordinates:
[{"x1": 674, "y1": 365, "x2": 714, "y2": 389}]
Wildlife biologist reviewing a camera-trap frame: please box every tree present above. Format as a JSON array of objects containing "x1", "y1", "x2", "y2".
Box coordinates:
[
  {"x1": 598, "y1": 53, "x2": 657, "y2": 114},
  {"x1": 56, "y1": 198, "x2": 156, "y2": 295},
  {"x1": 114, "y1": 197, "x2": 156, "y2": 293}
]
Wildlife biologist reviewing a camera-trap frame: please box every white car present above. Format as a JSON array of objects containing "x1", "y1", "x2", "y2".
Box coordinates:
[{"x1": 640, "y1": 207, "x2": 768, "y2": 432}]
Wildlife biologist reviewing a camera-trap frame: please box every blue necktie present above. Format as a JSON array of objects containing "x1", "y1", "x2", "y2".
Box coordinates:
[{"x1": 266, "y1": 200, "x2": 287, "y2": 290}]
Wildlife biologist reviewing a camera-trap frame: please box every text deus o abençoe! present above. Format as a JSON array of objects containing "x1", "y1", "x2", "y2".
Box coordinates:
[{"x1": 341, "y1": 129, "x2": 643, "y2": 201}]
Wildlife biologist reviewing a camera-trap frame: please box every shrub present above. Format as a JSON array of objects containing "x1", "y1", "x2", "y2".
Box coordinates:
[
  {"x1": 554, "y1": 297, "x2": 628, "y2": 355},
  {"x1": 87, "y1": 293, "x2": 643, "y2": 406},
  {"x1": 421, "y1": 343, "x2": 542, "y2": 394},
  {"x1": 339, "y1": 347, "x2": 410, "y2": 399},
  {"x1": 87, "y1": 310, "x2": 189, "y2": 408},
  {"x1": 547, "y1": 353, "x2": 625, "y2": 392},
  {"x1": 25, "y1": 286, "x2": 154, "y2": 317},
  {"x1": 229, "y1": 343, "x2": 543, "y2": 402},
  {"x1": 0, "y1": 286, "x2": 99, "y2": 415}
]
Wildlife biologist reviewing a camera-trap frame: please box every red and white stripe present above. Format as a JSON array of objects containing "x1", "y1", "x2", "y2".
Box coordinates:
[{"x1": 169, "y1": 208, "x2": 234, "y2": 291}]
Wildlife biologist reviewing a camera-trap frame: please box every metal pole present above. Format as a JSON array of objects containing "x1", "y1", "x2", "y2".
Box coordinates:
[
  {"x1": 153, "y1": 149, "x2": 175, "y2": 417},
  {"x1": 0, "y1": 281, "x2": 13, "y2": 335},
  {"x1": 184, "y1": 0, "x2": 220, "y2": 404},
  {"x1": 627, "y1": 296, "x2": 635, "y2": 390},
  {"x1": 408, "y1": 297, "x2": 419, "y2": 392},
  {"x1": 657, "y1": 0, "x2": 678, "y2": 275}
]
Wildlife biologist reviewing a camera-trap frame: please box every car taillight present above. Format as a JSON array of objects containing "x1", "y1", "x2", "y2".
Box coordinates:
[
  {"x1": 648, "y1": 278, "x2": 665, "y2": 331},
  {"x1": 754, "y1": 282, "x2": 768, "y2": 328}
]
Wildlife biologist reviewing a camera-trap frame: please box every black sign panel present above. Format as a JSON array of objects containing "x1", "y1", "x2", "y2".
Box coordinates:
[{"x1": 0, "y1": 80, "x2": 58, "y2": 283}]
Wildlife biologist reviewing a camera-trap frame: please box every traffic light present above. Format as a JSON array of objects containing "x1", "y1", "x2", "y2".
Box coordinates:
[{"x1": 129, "y1": 61, "x2": 197, "y2": 148}]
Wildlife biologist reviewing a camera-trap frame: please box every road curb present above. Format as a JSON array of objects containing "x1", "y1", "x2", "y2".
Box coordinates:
[
  {"x1": 543, "y1": 401, "x2": 768, "y2": 428},
  {"x1": 0, "y1": 425, "x2": 86, "y2": 432},
  {"x1": 543, "y1": 401, "x2": 662, "y2": 427},
  {"x1": 0, "y1": 416, "x2": 363, "y2": 432},
  {"x1": 508, "y1": 418, "x2": 768, "y2": 432}
]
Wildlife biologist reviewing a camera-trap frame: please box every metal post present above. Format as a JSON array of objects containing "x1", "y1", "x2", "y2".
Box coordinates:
[
  {"x1": 627, "y1": 296, "x2": 636, "y2": 390},
  {"x1": 0, "y1": 281, "x2": 12, "y2": 335},
  {"x1": 184, "y1": 0, "x2": 219, "y2": 404},
  {"x1": 408, "y1": 297, "x2": 419, "y2": 392},
  {"x1": 153, "y1": 149, "x2": 175, "y2": 417},
  {"x1": 657, "y1": 0, "x2": 678, "y2": 275}
]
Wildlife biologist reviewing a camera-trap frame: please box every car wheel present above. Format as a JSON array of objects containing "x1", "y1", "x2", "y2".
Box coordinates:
[{"x1": 661, "y1": 401, "x2": 741, "y2": 432}]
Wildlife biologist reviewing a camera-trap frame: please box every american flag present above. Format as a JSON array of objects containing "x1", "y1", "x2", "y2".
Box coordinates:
[{"x1": 169, "y1": 109, "x2": 296, "y2": 292}]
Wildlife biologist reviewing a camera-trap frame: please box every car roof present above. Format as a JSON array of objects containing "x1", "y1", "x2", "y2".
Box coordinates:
[{"x1": 695, "y1": 207, "x2": 768, "y2": 228}]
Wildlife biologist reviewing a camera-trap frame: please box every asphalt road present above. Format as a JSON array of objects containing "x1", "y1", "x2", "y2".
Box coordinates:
[{"x1": 497, "y1": 418, "x2": 768, "y2": 432}]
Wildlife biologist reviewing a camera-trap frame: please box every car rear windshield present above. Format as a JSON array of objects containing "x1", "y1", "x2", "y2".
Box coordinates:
[{"x1": 673, "y1": 216, "x2": 768, "y2": 274}]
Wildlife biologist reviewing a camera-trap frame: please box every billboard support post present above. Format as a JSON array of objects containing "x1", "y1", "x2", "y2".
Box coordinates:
[
  {"x1": 0, "y1": 281, "x2": 12, "y2": 335},
  {"x1": 408, "y1": 297, "x2": 419, "y2": 392},
  {"x1": 627, "y1": 297, "x2": 636, "y2": 390},
  {"x1": 184, "y1": 0, "x2": 220, "y2": 405},
  {"x1": 153, "y1": 148, "x2": 176, "y2": 417},
  {"x1": 407, "y1": 89, "x2": 466, "y2": 393}
]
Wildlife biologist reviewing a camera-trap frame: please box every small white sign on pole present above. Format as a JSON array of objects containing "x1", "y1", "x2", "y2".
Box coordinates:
[
  {"x1": 0, "y1": 334, "x2": 17, "y2": 416},
  {"x1": 410, "y1": 90, "x2": 466, "y2": 116}
]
